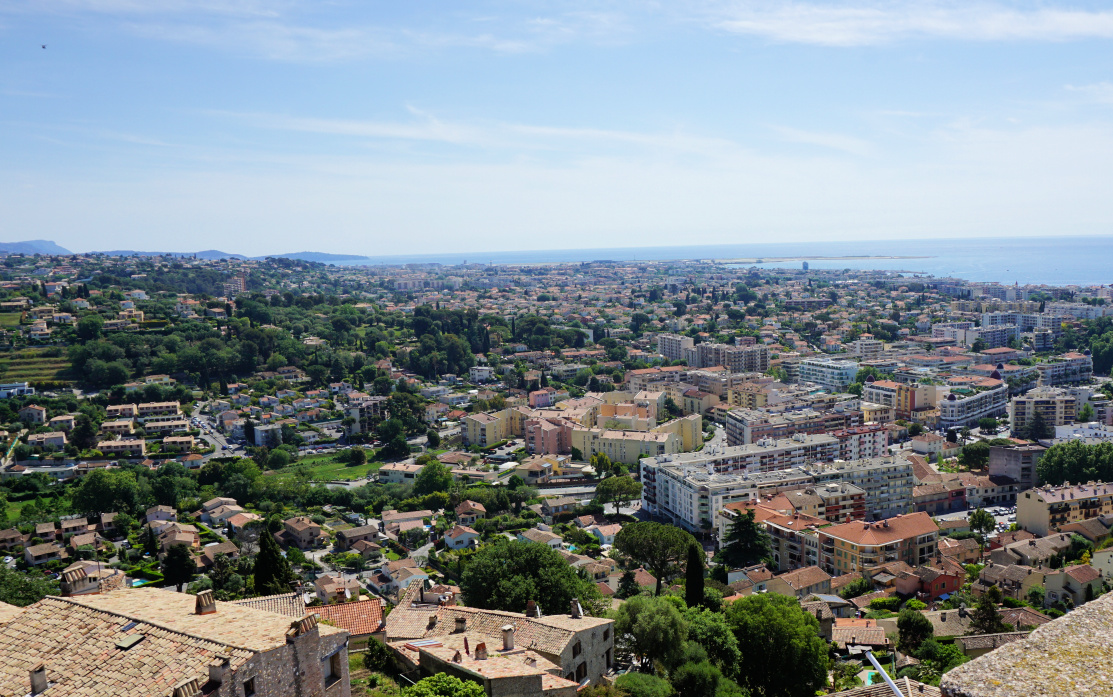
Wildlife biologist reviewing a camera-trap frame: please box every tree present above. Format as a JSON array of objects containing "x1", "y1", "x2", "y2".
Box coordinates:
[
  {"x1": 613, "y1": 673, "x2": 672, "y2": 697},
  {"x1": 616, "y1": 570, "x2": 641, "y2": 599},
  {"x1": 897, "y1": 608, "x2": 934, "y2": 653},
  {"x1": 1024, "y1": 410, "x2": 1053, "y2": 440},
  {"x1": 76, "y1": 314, "x2": 104, "y2": 341},
  {"x1": 615, "y1": 522, "x2": 697, "y2": 596},
  {"x1": 968, "y1": 508, "x2": 995, "y2": 554},
  {"x1": 414, "y1": 460, "x2": 454, "y2": 496},
  {"x1": 961, "y1": 441, "x2": 991, "y2": 469},
  {"x1": 243, "y1": 418, "x2": 256, "y2": 445},
  {"x1": 426, "y1": 429, "x2": 441, "y2": 449},
  {"x1": 380, "y1": 435, "x2": 411, "y2": 461},
  {"x1": 725, "y1": 593, "x2": 829, "y2": 697},
  {"x1": 612, "y1": 594, "x2": 688, "y2": 670},
  {"x1": 684, "y1": 606, "x2": 741, "y2": 675},
  {"x1": 254, "y1": 526, "x2": 296, "y2": 595},
  {"x1": 404, "y1": 673, "x2": 485, "y2": 697},
  {"x1": 362, "y1": 636, "x2": 397, "y2": 674},
  {"x1": 460, "y1": 539, "x2": 601, "y2": 615},
  {"x1": 595, "y1": 475, "x2": 642, "y2": 513},
  {"x1": 685, "y1": 543, "x2": 705, "y2": 609},
  {"x1": 720, "y1": 509, "x2": 772, "y2": 570},
  {"x1": 908, "y1": 423, "x2": 925, "y2": 437},
  {"x1": 1078, "y1": 403, "x2": 1095, "y2": 423},
  {"x1": 72, "y1": 469, "x2": 139, "y2": 515},
  {"x1": 348, "y1": 446, "x2": 367, "y2": 466},
  {"x1": 1026, "y1": 585, "x2": 1046, "y2": 607},
  {"x1": 978, "y1": 417, "x2": 999, "y2": 433},
  {"x1": 70, "y1": 413, "x2": 98, "y2": 451},
  {"x1": 0, "y1": 566, "x2": 58, "y2": 606},
  {"x1": 570, "y1": 446, "x2": 584, "y2": 461},
  {"x1": 162, "y1": 543, "x2": 196, "y2": 592},
  {"x1": 968, "y1": 585, "x2": 1009, "y2": 635},
  {"x1": 672, "y1": 661, "x2": 721, "y2": 697}
]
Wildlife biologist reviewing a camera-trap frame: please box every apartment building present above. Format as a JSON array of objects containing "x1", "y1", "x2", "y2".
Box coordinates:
[
  {"x1": 642, "y1": 434, "x2": 839, "y2": 478},
  {"x1": 818, "y1": 512, "x2": 939, "y2": 575},
  {"x1": 1009, "y1": 387, "x2": 1078, "y2": 435},
  {"x1": 797, "y1": 358, "x2": 859, "y2": 391},
  {"x1": 692, "y1": 342, "x2": 771, "y2": 373},
  {"x1": 938, "y1": 378, "x2": 1009, "y2": 430},
  {"x1": 1017, "y1": 481, "x2": 1113, "y2": 536},
  {"x1": 724, "y1": 408, "x2": 862, "y2": 446},
  {"x1": 831, "y1": 424, "x2": 890, "y2": 461},
  {"x1": 862, "y1": 380, "x2": 941, "y2": 421},
  {"x1": 809, "y1": 456, "x2": 915, "y2": 520},
  {"x1": 571, "y1": 428, "x2": 678, "y2": 465},
  {"x1": 96, "y1": 439, "x2": 146, "y2": 457},
  {"x1": 847, "y1": 338, "x2": 884, "y2": 360},
  {"x1": 643, "y1": 453, "x2": 912, "y2": 530},
  {"x1": 461, "y1": 409, "x2": 512, "y2": 447},
  {"x1": 1037, "y1": 352, "x2": 1094, "y2": 387},
  {"x1": 136, "y1": 401, "x2": 181, "y2": 418},
  {"x1": 657, "y1": 333, "x2": 695, "y2": 362}
]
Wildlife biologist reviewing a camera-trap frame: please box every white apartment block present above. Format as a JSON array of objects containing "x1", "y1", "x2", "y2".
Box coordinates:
[
  {"x1": 642, "y1": 454, "x2": 914, "y2": 530},
  {"x1": 657, "y1": 333, "x2": 694, "y2": 362},
  {"x1": 847, "y1": 338, "x2": 884, "y2": 360},
  {"x1": 1037, "y1": 352, "x2": 1094, "y2": 387},
  {"x1": 798, "y1": 358, "x2": 859, "y2": 391},
  {"x1": 938, "y1": 380, "x2": 1009, "y2": 430}
]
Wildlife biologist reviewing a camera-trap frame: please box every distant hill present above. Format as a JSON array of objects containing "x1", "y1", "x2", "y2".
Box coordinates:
[
  {"x1": 0, "y1": 240, "x2": 72, "y2": 255},
  {"x1": 94, "y1": 249, "x2": 247, "y2": 260},
  {"x1": 256, "y1": 252, "x2": 371, "y2": 263}
]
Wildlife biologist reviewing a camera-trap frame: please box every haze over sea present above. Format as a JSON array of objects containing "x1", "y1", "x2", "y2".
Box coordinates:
[{"x1": 340, "y1": 236, "x2": 1112, "y2": 287}]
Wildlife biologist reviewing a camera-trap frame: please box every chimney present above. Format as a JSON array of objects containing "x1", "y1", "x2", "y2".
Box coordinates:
[
  {"x1": 452, "y1": 650, "x2": 462, "y2": 663},
  {"x1": 525, "y1": 600, "x2": 539, "y2": 618},
  {"x1": 172, "y1": 678, "x2": 201, "y2": 697},
  {"x1": 208, "y1": 655, "x2": 231, "y2": 685},
  {"x1": 455, "y1": 616, "x2": 467, "y2": 633},
  {"x1": 570, "y1": 598, "x2": 583, "y2": 619},
  {"x1": 195, "y1": 589, "x2": 216, "y2": 616},
  {"x1": 474, "y1": 642, "x2": 488, "y2": 660},
  {"x1": 30, "y1": 663, "x2": 47, "y2": 695},
  {"x1": 502, "y1": 624, "x2": 515, "y2": 651}
]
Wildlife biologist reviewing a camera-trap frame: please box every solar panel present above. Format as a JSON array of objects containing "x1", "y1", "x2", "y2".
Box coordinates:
[{"x1": 120, "y1": 621, "x2": 138, "y2": 631}]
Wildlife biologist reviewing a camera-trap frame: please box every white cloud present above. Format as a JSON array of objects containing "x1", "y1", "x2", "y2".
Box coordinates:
[
  {"x1": 1066, "y1": 82, "x2": 1113, "y2": 105},
  {"x1": 711, "y1": 1, "x2": 1113, "y2": 46}
]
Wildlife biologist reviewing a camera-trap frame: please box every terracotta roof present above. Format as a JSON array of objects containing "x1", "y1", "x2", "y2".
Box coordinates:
[
  {"x1": 824, "y1": 513, "x2": 938, "y2": 545},
  {"x1": 1064, "y1": 564, "x2": 1101, "y2": 585},
  {"x1": 0, "y1": 589, "x2": 342, "y2": 697},
  {"x1": 231, "y1": 592, "x2": 306, "y2": 618},
  {"x1": 309, "y1": 598, "x2": 385, "y2": 637},
  {"x1": 954, "y1": 631, "x2": 1031, "y2": 652},
  {"x1": 831, "y1": 625, "x2": 890, "y2": 648},
  {"x1": 829, "y1": 678, "x2": 941, "y2": 697},
  {"x1": 775, "y1": 566, "x2": 832, "y2": 590}
]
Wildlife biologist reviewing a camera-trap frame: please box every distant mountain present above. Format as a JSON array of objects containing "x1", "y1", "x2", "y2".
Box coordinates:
[
  {"x1": 93, "y1": 249, "x2": 246, "y2": 260},
  {"x1": 0, "y1": 240, "x2": 72, "y2": 255},
  {"x1": 255, "y1": 252, "x2": 371, "y2": 263}
]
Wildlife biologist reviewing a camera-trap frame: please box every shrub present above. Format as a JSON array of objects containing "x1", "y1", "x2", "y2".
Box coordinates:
[{"x1": 614, "y1": 673, "x2": 672, "y2": 697}]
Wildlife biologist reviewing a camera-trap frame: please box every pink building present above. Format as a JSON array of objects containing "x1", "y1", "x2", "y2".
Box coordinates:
[
  {"x1": 529, "y1": 388, "x2": 558, "y2": 408},
  {"x1": 526, "y1": 416, "x2": 575, "y2": 455}
]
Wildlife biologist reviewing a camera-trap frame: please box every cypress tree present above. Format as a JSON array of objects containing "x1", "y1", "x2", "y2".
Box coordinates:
[
  {"x1": 685, "y1": 543, "x2": 705, "y2": 609},
  {"x1": 254, "y1": 527, "x2": 296, "y2": 596}
]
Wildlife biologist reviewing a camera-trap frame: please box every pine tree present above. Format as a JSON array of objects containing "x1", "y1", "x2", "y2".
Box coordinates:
[
  {"x1": 254, "y1": 527, "x2": 296, "y2": 596},
  {"x1": 721, "y1": 509, "x2": 772, "y2": 569},
  {"x1": 617, "y1": 570, "x2": 640, "y2": 599},
  {"x1": 685, "y1": 543, "x2": 705, "y2": 609},
  {"x1": 969, "y1": 585, "x2": 1009, "y2": 635}
]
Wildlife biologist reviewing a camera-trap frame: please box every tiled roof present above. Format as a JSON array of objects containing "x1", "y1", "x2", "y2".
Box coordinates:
[
  {"x1": 954, "y1": 631, "x2": 1031, "y2": 652},
  {"x1": 824, "y1": 512, "x2": 938, "y2": 545},
  {"x1": 0, "y1": 602, "x2": 23, "y2": 625},
  {"x1": 999, "y1": 606, "x2": 1052, "y2": 628},
  {"x1": 0, "y1": 594, "x2": 264, "y2": 697},
  {"x1": 386, "y1": 585, "x2": 610, "y2": 657},
  {"x1": 309, "y1": 599, "x2": 385, "y2": 637},
  {"x1": 829, "y1": 678, "x2": 940, "y2": 697},
  {"x1": 775, "y1": 565, "x2": 831, "y2": 590},
  {"x1": 831, "y1": 625, "x2": 890, "y2": 648}
]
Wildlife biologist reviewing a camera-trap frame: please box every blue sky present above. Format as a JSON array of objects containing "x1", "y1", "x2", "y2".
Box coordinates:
[{"x1": 3, "y1": 1, "x2": 1113, "y2": 256}]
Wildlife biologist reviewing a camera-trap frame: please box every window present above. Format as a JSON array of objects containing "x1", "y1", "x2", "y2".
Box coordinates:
[
  {"x1": 325, "y1": 652, "x2": 342, "y2": 685},
  {"x1": 572, "y1": 641, "x2": 581, "y2": 658},
  {"x1": 602, "y1": 628, "x2": 610, "y2": 642},
  {"x1": 576, "y1": 663, "x2": 587, "y2": 681},
  {"x1": 243, "y1": 678, "x2": 256, "y2": 696}
]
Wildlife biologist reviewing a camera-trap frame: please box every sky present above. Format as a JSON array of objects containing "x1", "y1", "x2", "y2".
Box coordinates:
[{"x1": 3, "y1": 1, "x2": 1113, "y2": 257}]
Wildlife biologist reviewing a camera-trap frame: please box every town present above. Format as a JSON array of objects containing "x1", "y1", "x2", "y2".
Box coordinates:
[{"x1": 0, "y1": 250, "x2": 1111, "y2": 697}]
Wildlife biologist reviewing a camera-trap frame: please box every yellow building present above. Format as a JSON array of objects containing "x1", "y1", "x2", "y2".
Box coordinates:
[
  {"x1": 1017, "y1": 482, "x2": 1113, "y2": 536},
  {"x1": 462, "y1": 409, "x2": 512, "y2": 448},
  {"x1": 652, "y1": 414, "x2": 703, "y2": 451},
  {"x1": 818, "y1": 512, "x2": 939, "y2": 575},
  {"x1": 571, "y1": 428, "x2": 679, "y2": 465}
]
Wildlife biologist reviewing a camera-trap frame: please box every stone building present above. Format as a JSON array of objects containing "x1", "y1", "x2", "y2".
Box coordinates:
[{"x1": 0, "y1": 587, "x2": 350, "y2": 696}]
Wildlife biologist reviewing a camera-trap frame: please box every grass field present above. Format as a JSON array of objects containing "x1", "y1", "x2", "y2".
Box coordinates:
[
  {"x1": 0, "y1": 314, "x2": 21, "y2": 327},
  {"x1": 264, "y1": 453, "x2": 384, "y2": 482},
  {"x1": 0, "y1": 349, "x2": 73, "y2": 384}
]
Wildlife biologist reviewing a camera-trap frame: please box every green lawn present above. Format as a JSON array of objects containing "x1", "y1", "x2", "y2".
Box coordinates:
[
  {"x1": 0, "y1": 314, "x2": 21, "y2": 327},
  {"x1": 0, "y1": 349, "x2": 73, "y2": 383}
]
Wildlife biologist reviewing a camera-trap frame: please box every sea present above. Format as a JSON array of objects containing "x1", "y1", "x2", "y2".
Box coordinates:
[{"x1": 337, "y1": 235, "x2": 1113, "y2": 287}]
